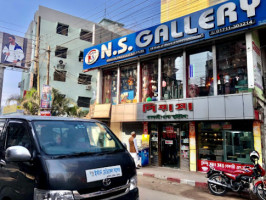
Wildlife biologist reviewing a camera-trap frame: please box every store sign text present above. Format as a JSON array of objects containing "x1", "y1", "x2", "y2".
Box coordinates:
[
  {"x1": 198, "y1": 160, "x2": 253, "y2": 173},
  {"x1": 84, "y1": 0, "x2": 265, "y2": 70},
  {"x1": 147, "y1": 114, "x2": 188, "y2": 120},
  {"x1": 143, "y1": 103, "x2": 193, "y2": 113}
]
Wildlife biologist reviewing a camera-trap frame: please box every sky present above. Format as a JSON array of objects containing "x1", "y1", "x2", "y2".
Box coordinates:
[{"x1": 0, "y1": 0, "x2": 161, "y2": 107}]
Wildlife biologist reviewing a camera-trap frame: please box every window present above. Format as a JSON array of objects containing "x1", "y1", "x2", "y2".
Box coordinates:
[
  {"x1": 56, "y1": 23, "x2": 69, "y2": 36},
  {"x1": 78, "y1": 74, "x2": 92, "y2": 85},
  {"x1": 120, "y1": 64, "x2": 137, "y2": 103},
  {"x1": 162, "y1": 54, "x2": 183, "y2": 100},
  {"x1": 141, "y1": 59, "x2": 158, "y2": 102},
  {"x1": 198, "y1": 121, "x2": 254, "y2": 164},
  {"x1": 103, "y1": 69, "x2": 117, "y2": 105},
  {"x1": 54, "y1": 70, "x2": 66, "y2": 82},
  {"x1": 6, "y1": 122, "x2": 32, "y2": 151},
  {"x1": 187, "y1": 47, "x2": 213, "y2": 97},
  {"x1": 80, "y1": 29, "x2": 92, "y2": 42},
  {"x1": 217, "y1": 36, "x2": 248, "y2": 95},
  {"x1": 77, "y1": 96, "x2": 91, "y2": 108},
  {"x1": 79, "y1": 51, "x2": 84, "y2": 62},
  {"x1": 55, "y1": 46, "x2": 68, "y2": 58}
]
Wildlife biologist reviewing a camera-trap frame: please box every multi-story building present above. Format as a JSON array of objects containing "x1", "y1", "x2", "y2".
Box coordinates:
[
  {"x1": 84, "y1": 0, "x2": 266, "y2": 172},
  {"x1": 20, "y1": 6, "x2": 132, "y2": 110}
]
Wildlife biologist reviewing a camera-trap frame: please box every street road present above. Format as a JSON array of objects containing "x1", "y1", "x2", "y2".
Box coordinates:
[{"x1": 138, "y1": 176, "x2": 251, "y2": 200}]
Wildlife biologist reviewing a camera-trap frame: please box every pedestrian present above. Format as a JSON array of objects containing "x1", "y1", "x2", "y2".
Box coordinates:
[
  {"x1": 129, "y1": 131, "x2": 140, "y2": 168},
  {"x1": 2, "y1": 35, "x2": 24, "y2": 67}
]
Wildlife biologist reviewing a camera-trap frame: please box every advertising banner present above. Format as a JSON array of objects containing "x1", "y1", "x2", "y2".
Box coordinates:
[
  {"x1": 84, "y1": 0, "x2": 266, "y2": 71},
  {"x1": 0, "y1": 32, "x2": 32, "y2": 69},
  {"x1": 41, "y1": 85, "x2": 52, "y2": 109},
  {"x1": 40, "y1": 111, "x2": 51, "y2": 116},
  {"x1": 198, "y1": 160, "x2": 253, "y2": 173}
]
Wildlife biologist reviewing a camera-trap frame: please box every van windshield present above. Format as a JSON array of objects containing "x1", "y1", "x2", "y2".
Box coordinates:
[{"x1": 32, "y1": 121, "x2": 124, "y2": 156}]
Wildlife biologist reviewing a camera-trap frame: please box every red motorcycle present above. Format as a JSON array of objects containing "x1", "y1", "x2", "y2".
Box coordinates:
[{"x1": 207, "y1": 151, "x2": 266, "y2": 200}]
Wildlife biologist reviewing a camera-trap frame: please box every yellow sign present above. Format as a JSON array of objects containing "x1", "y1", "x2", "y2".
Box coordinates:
[
  {"x1": 161, "y1": 0, "x2": 228, "y2": 23},
  {"x1": 141, "y1": 134, "x2": 150, "y2": 148},
  {"x1": 2, "y1": 104, "x2": 17, "y2": 115},
  {"x1": 253, "y1": 121, "x2": 262, "y2": 165}
]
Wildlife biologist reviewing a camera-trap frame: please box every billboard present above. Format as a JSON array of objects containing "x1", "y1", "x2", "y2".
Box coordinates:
[
  {"x1": 0, "y1": 32, "x2": 31, "y2": 69},
  {"x1": 83, "y1": 0, "x2": 266, "y2": 71},
  {"x1": 41, "y1": 85, "x2": 52, "y2": 109}
]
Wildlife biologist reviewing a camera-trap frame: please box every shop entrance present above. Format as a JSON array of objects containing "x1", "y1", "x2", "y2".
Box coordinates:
[{"x1": 161, "y1": 123, "x2": 180, "y2": 168}]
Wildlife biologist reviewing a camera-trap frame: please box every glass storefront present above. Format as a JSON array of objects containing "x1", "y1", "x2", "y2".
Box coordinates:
[
  {"x1": 162, "y1": 54, "x2": 183, "y2": 100},
  {"x1": 141, "y1": 59, "x2": 158, "y2": 102},
  {"x1": 198, "y1": 121, "x2": 254, "y2": 164},
  {"x1": 187, "y1": 47, "x2": 213, "y2": 97},
  {"x1": 120, "y1": 64, "x2": 138, "y2": 103},
  {"x1": 103, "y1": 69, "x2": 118, "y2": 105},
  {"x1": 217, "y1": 36, "x2": 248, "y2": 94}
]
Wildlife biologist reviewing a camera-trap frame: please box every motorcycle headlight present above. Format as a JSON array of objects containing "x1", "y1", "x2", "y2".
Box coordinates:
[
  {"x1": 130, "y1": 175, "x2": 138, "y2": 190},
  {"x1": 34, "y1": 188, "x2": 74, "y2": 200}
]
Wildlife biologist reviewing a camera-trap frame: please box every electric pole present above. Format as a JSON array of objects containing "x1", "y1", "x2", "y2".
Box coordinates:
[{"x1": 46, "y1": 46, "x2": 50, "y2": 85}]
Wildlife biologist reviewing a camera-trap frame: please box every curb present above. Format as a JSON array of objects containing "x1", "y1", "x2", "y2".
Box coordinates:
[{"x1": 137, "y1": 171, "x2": 208, "y2": 190}]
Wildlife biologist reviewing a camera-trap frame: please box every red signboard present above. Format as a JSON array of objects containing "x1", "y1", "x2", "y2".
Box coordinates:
[
  {"x1": 143, "y1": 102, "x2": 193, "y2": 113},
  {"x1": 198, "y1": 160, "x2": 253, "y2": 173},
  {"x1": 40, "y1": 111, "x2": 51, "y2": 116}
]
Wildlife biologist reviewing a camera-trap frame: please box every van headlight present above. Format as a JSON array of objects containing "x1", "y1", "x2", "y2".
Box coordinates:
[
  {"x1": 130, "y1": 175, "x2": 137, "y2": 190},
  {"x1": 34, "y1": 188, "x2": 74, "y2": 200}
]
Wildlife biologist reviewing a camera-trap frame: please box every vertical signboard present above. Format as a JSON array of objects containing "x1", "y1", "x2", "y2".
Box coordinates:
[
  {"x1": 189, "y1": 121, "x2": 197, "y2": 171},
  {"x1": 252, "y1": 31, "x2": 264, "y2": 101},
  {"x1": 253, "y1": 121, "x2": 262, "y2": 165},
  {"x1": 41, "y1": 85, "x2": 52, "y2": 109}
]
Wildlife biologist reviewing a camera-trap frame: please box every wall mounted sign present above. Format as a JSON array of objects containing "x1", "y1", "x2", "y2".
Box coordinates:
[
  {"x1": 84, "y1": 0, "x2": 266, "y2": 71},
  {"x1": 142, "y1": 101, "x2": 193, "y2": 121}
]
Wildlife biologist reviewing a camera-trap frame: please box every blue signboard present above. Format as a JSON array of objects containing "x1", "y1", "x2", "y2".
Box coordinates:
[{"x1": 83, "y1": 0, "x2": 266, "y2": 71}]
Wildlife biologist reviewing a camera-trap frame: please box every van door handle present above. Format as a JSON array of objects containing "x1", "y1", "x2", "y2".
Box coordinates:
[{"x1": 0, "y1": 159, "x2": 6, "y2": 167}]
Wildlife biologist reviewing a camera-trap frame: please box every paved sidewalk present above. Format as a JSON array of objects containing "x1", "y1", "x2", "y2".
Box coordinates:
[{"x1": 137, "y1": 166, "x2": 208, "y2": 190}]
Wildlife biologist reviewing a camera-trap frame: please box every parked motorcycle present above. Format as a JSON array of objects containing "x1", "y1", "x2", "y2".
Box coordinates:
[{"x1": 207, "y1": 151, "x2": 266, "y2": 200}]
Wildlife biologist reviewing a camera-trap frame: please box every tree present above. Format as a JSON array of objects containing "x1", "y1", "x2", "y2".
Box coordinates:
[
  {"x1": 7, "y1": 88, "x2": 89, "y2": 118},
  {"x1": 7, "y1": 88, "x2": 40, "y2": 115}
]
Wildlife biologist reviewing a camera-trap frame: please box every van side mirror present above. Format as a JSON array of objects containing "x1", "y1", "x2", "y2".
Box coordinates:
[
  {"x1": 5, "y1": 146, "x2": 31, "y2": 162},
  {"x1": 123, "y1": 143, "x2": 127, "y2": 149}
]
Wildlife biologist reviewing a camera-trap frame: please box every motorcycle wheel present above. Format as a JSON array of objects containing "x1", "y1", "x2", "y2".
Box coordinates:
[
  {"x1": 256, "y1": 183, "x2": 266, "y2": 200},
  {"x1": 208, "y1": 174, "x2": 227, "y2": 196}
]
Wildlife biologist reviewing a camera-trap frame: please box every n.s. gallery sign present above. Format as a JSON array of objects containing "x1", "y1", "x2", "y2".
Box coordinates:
[{"x1": 84, "y1": 0, "x2": 266, "y2": 70}]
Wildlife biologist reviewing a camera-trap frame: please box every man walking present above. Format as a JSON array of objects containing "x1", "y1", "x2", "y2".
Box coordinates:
[
  {"x1": 3, "y1": 35, "x2": 24, "y2": 67},
  {"x1": 129, "y1": 131, "x2": 140, "y2": 168}
]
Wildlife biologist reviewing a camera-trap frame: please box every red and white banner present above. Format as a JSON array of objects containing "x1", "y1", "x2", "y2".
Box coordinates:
[{"x1": 198, "y1": 160, "x2": 253, "y2": 173}]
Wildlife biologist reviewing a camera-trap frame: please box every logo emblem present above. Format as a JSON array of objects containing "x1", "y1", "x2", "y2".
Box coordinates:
[
  {"x1": 102, "y1": 178, "x2": 111, "y2": 187},
  {"x1": 85, "y1": 49, "x2": 99, "y2": 65}
]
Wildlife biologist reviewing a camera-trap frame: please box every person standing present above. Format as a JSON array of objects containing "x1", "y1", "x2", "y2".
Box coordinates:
[
  {"x1": 2, "y1": 35, "x2": 24, "y2": 67},
  {"x1": 129, "y1": 131, "x2": 140, "y2": 168}
]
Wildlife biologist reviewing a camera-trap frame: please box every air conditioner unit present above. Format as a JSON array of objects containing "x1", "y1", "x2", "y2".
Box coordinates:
[
  {"x1": 56, "y1": 60, "x2": 66, "y2": 70},
  {"x1": 86, "y1": 85, "x2": 91, "y2": 90}
]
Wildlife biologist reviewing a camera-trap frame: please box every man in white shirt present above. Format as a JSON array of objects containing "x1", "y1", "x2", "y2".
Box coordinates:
[
  {"x1": 129, "y1": 131, "x2": 140, "y2": 168},
  {"x1": 3, "y1": 35, "x2": 24, "y2": 67}
]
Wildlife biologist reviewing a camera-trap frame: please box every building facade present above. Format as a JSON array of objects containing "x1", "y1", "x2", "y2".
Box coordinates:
[
  {"x1": 84, "y1": 0, "x2": 266, "y2": 172},
  {"x1": 20, "y1": 6, "x2": 132, "y2": 110}
]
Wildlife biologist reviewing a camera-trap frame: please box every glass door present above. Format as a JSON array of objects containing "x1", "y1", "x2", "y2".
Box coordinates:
[
  {"x1": 161, "y1": 123, "x2": 180, "y2": 168},
  {"x1": 223, "y1": 131, "x2": 254, "y2": 163}
]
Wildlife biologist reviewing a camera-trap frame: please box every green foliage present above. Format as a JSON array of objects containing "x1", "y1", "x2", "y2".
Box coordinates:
[{"x1": 7, "y1": 88, "x2": 89, "y2": 118}]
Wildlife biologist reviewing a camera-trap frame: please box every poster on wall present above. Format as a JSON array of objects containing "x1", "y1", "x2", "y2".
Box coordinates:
[
  {"x1": 0, "y1": 32, "x2": 31, "y2": 69},
  {"x1": 252, "y1": 31, "x2": 264, "y2": 101},
  {"x1": 41, "y1": 85, "x2": 52, "y2": 109}
]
